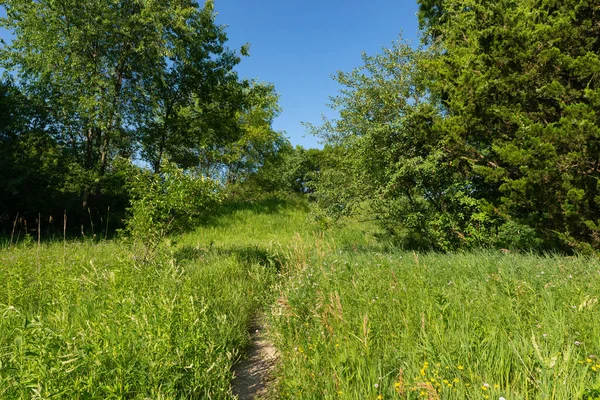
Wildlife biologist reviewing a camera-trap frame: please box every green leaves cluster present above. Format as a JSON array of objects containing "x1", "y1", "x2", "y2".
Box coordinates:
[
  {"x1": 314, "y1": 0, "x2": 600, "y2": 252},
  {"x1": 120, "y1": 160, "x2": 220, "y2": 260},
  {"x1": 0, "y1": 0, "x2": 285, "y2": 233}
]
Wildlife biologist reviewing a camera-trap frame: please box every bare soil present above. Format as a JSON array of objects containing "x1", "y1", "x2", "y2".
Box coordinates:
[{"x1": 232, "y1": 322, "x2": 278, "y2": 400}]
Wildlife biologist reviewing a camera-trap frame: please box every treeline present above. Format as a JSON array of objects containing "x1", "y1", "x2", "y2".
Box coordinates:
[
  {"x1": 0, "y1": 0, "x2": 298, "y2": 237},
  {"x1": 3, "y1": 0, "x2": 599, "y2": 253},
  {"x1": 309, "y1": 0, "x2": 600, "y2": 252}
]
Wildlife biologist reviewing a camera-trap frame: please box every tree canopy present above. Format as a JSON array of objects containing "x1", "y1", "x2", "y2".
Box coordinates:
[
  {"x1": 313, "y1": 0, "x2": 600, "y2": 252},
  {"x1": 0, "y1": 0, "x2": 288, "y2": 234}
]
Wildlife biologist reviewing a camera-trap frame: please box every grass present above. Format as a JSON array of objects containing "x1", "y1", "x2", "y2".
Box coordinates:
[
  {"x1": 270, "y1": 246, "x2": 600, "y2": 399},
  {"x1": 2, "y1": 196, "x2": 600, "y2": 399},
  {"x1": 0, "y1": 197, "x2": 310, "y2": 399}
]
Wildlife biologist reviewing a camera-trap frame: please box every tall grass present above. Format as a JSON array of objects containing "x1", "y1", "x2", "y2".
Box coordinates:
[
  {"x1": 3, "y1": 196, "x2": 600, "y2": 399},
  {"x1": 271, "y1": 242, "x2": 600, "y2": 399},
  {"x1": 0, "y1": 197, "x2": 311, "y2": 399}
]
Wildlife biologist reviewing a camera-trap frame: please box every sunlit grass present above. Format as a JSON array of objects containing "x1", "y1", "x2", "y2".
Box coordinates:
[
  {"x1": 271, "y1": 246, "x2": 600, "y2": 399},
  {"x1": 0, "y1": 196, "x2": 311, "y2": 399},
  {"x1": 3, "y1": 197, "x2": 600, "y2": 399}
]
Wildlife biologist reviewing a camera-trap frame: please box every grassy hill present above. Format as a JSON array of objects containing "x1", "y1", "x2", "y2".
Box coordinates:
[{"x1": 2, "y1": 197, "x2": 599, "y2": 399}]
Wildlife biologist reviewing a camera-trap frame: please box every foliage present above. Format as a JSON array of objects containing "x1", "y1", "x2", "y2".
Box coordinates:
[
  {"x1": 120, "y1": 160, "x2": 221, "y2": 260},
  {"x1": 0, "y1": 79, "x2": 80, "y2": 230},
  {"x1": 308, "y1": 41, "x2": 492, "y2": 251},
  {"x1": 418, "y1": 0, "x2": 600, "y2": 252},
  {"x1": 312, "y1": 0, "x2": 600, "y2": 252},
  {"x1": 0, "y1": 0, "x2": 282, "y2": 233},
  {"x1": 222, "y1": 82, "x2": 288, "y2": 184}
]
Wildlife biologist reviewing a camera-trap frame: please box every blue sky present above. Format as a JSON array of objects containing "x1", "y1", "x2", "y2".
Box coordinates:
[
  {"x1": 214, "y1": 0, "x2": 421, "y2": 148},
  {"x1": 0, "y1": 1, "x2": 421, "y2": 149}
]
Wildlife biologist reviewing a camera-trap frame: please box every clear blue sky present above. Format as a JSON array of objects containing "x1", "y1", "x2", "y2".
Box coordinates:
[
  {"x1": 0, "y1": 1, "x2": 421, "y2": 149},
  {"x1": 214, "y1": 0, "x2": 421, "y2": 148}
]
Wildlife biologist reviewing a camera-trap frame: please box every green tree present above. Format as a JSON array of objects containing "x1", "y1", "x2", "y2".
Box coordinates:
[
  {"x1": 120, "y1": 159, "x2": 220, "y2": 260},
  {"x1": 310, "y1": 41, "x2": 488, "y2": 250},
  {"x1": 0, "y1": 79, "x2": 73, "y2": 227},
  {"x1": 0, "y1": 0, "x2": 247, "y2": 196},
  {"x1": 418, "y1": 0, "x2": 600, "y2": 251}
]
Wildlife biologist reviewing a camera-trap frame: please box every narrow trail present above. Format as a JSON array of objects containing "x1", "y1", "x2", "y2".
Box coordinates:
[{"x1": 232, "y1": 320, "x2": 278, "y2": 400}]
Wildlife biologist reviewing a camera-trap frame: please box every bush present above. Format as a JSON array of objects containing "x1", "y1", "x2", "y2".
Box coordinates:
[{"x1": 120, "y1": 160, "x2": 221, "y2": 260}]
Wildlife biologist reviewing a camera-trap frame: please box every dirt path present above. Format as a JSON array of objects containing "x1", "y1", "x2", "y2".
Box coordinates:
[{"x1": 232, "y1": 321, "x2": 278, "y2": 400}]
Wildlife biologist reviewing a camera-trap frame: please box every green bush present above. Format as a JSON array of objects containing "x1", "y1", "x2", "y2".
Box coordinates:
[{"x1": 120, "y1": 160, "x2": 221, "y2": 260}]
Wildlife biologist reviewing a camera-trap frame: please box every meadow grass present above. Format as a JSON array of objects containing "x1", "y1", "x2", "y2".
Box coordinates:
[
  {"x1": 2, "y1": 197, "x2": 600, "y2": 399},
  {"x1": 270, "y1": 240, "x2": 600, "y2": 399},
  {"x1": 0, "y1": 197, "x2": 311, "y2": 399}
]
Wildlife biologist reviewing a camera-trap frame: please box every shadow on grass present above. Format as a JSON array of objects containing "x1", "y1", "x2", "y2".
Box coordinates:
[
  {"x1": 203, "y1": 196, "x2": 309, "y2": 228},
  {"x1": 174, "y1": 244, "x2": 286, "y2": 272}
]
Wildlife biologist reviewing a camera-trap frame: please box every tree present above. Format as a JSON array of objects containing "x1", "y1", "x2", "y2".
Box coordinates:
[
  {"x1": 0, "y1": 0, "x2": 271, "y2": 235},
  {"x1": 0, "y1": 0, "x2": 248, "y2": 197},
  {"x1": 418, "y1": 0, "x2": 600, "y2": 251},
  {"x1": 309, "y1": 41, "x2": 489, "y2": 250},
  {"x1": 314, "y1": 0, "x2": 600, "y2": 251},
  {"x1": 0, "y1": 79, "x2": 73, "y2": 230}
]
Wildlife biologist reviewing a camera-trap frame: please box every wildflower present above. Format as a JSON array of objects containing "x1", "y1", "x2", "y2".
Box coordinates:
[
  {"x1": 457, "y1": 365, "x2": 464, "y2": 370},
  {"x1": 494, "y1": 384, "x2": 500, "y2": 389},
  {"x1": 338, "y1": 390, "x2": 343, "y2": 394},
  {"x1": 394, "y1": 382, "x2": 401, "y2": 388},
  {"x1": 575, "y1": 341, "x2": 582, "y2": 346},
  {"x1": 374, "y1": 383, "x2": 379, "y2": 388},
  {"x1": 453, "y1": 378, "x2": 459, "y2": 383},
  {"x1": 377, "y1": 396, "x2": 383, "y2": 400},
  {"x1": 587, "y1": 358, "x2": 593, "y2": 363},
  {"x1": 500, "y1": 397, "x2": 507, "y2": 400}
]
